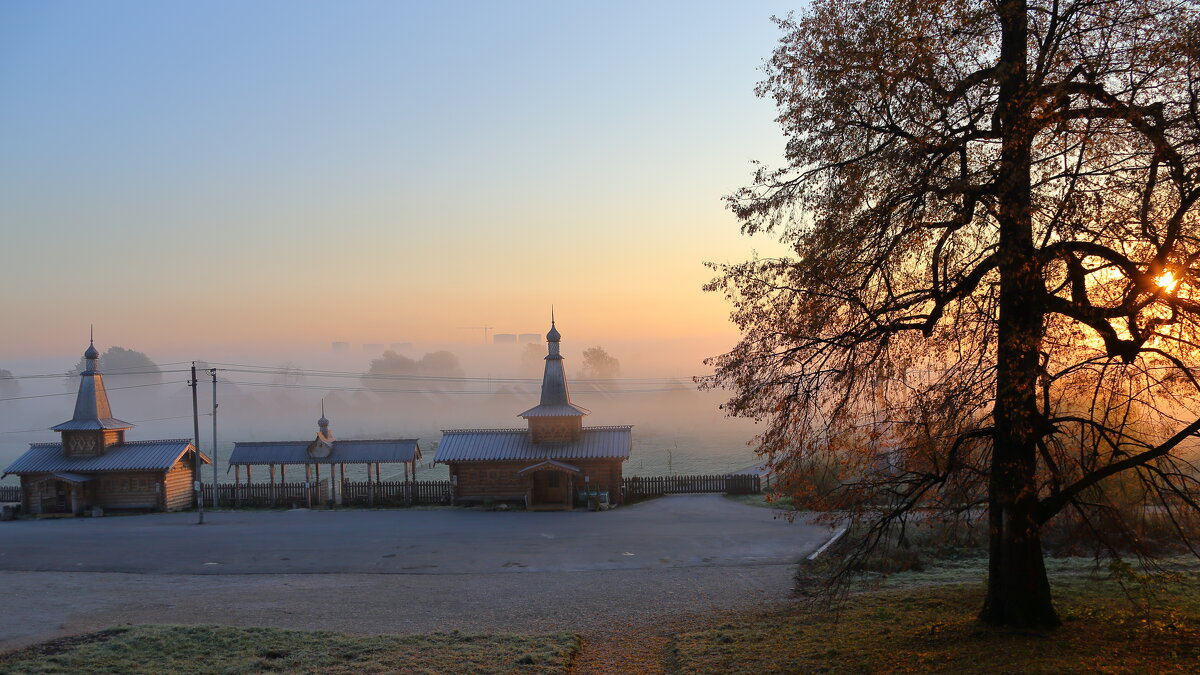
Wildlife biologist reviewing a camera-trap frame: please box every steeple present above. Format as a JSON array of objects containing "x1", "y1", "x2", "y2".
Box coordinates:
[
  {"x1": 317, "y1": 400, "x2": 332, "y2": 439},
  {"x1": 546, "y1": 307, "x2": 561, "y2": 349},
  {"x1": 519, "y1": 315, "x2": 589, "y2": 442},
  {"x1": 52, "y1": 336, "x2": 133, "y2": 456},
  {"x1": 308, "y1": 400, "x2": 334, "y2": 458}
]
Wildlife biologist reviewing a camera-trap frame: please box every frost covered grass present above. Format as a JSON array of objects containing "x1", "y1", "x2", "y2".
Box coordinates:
[
  {"x1": 0, "y1": 625, "x2": 579, "y2": 675},
  {"x1": 673, "y1": 558, "x2": 1200, "y2": 674}
]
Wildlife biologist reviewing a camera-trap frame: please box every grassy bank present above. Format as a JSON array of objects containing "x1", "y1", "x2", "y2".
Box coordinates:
[
  {"x1": 672, "y1": 559, "x2": 1200, "y2": 673},
  {"x1": 0, "y1": 625, "x2": 578, "y2": 675}
]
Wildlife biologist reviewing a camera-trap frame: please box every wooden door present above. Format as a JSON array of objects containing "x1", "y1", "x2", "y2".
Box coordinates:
[
  {"x1": 532, "y1": 471, "x2": 566, "y2": 505},
  {"x1": 40, "y1": 481, "x2": 68, "y2": 513}
]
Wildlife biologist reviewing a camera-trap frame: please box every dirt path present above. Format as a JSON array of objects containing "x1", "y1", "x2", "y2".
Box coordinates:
[
  {"x1": 572, "y1": 627, "x2": 671, "y2": 675},
  {"x1": 569, "y1": 610, "x2": 764, "y2": 675}
]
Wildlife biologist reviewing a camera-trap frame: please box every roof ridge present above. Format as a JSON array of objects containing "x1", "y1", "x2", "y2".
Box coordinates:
[
  {"x1": 233, "y1": 439, "x2": 419, "y2": 446},
  {"x1": 334, "y1": 438, "x2": 419, "y2": 443},
  {"x1": 581, "y1": 425, "x2": 635, "y2": 431},
  {"x1": 30, "y1": 438, "x2": 191, "y2": 448},
  {"x1": 442, "y1": 428, "x2": 528, "y2": 434}
]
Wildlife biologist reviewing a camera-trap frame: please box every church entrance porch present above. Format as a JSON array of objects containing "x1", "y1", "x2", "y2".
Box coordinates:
[
  {"x1": 39, "y1": 480, "x2": 71, "y2": 514},
  {"x1": 520, "y1": 460, "x2": 580, "y2": 510},
  {"x1": 30, "y1": 474, "x2": 92, "y2": 515}
]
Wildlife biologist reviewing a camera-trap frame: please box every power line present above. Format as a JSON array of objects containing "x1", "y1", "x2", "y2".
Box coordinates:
[
  {"x1": 208, "y1": 362, "x2": 699, "y2": 384},
  {"x1": 4, "y1": 369, "x2": 191, "y2": 380},
  {"x1": 222, "y1": 379, "x2": 696, "y2": 395},
  {"x1": 0, "y1": 380, "x2": 184, "y2": 402},
  {"x1": 0, "y1": 413, "x2": 211, "y2": 435}
]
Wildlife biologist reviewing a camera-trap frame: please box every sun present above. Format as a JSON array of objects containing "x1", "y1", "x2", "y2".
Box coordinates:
[{"x1": 1155, "y1": 270, "x2": 1179, "y2": 293}]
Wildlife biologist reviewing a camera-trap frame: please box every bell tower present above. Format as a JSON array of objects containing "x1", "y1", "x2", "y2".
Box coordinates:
[
  {"x1": 52, "y1": 334, "x2": 133, "y2": 456},
  {"x1": 519, "y1": 312, "x2": 590, "y2": 443}
]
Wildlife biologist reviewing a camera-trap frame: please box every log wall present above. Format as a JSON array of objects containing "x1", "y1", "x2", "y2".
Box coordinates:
[
  {"x1": 448, "y1": 458, "x2": 625, "y2": 503},
  {"x1": 163, "y1": 460, "x2": 196, "y2": 511},
  {"x1": 90, "y1": 472, "x2": 160, "y2": 509}
]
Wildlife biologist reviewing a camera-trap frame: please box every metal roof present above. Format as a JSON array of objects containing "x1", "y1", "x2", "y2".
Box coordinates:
[
  {"x1": 518, "y1": 402, "x2": 591, "y2": 417},
  {"x1": 434, "y1": 426, "x2": 633, "y2": 463},
  {"x1": 517, "y1": 324, "x2": 589, "y2": 418},
  {"x1": 50, "y1": 354, "x2": 134, "y2": 431},
  {"x1": 228, "y1": 439, "x2": 421, "y2": 466},
  {"x1": 50, "y1": 418, "x2": 135, "y2": 431},
  {"x1": 3, "y1": 439, "x2": 205, "y2": 476}
]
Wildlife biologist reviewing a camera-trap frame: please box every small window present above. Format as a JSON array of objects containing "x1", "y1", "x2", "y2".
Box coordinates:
[{"x1": 489, "y1": 471, "x2": 497, "y2": 480}]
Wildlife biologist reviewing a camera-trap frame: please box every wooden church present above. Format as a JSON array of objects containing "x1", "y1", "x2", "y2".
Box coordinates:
[
  {"x1": 2, "y1": 340, "x2": 209, "y2": 515},
  {"x1": 435, "y1": 318, "x2": 633, "y2": 509}
]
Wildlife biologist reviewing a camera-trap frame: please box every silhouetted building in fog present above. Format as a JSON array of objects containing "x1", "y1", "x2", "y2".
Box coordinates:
[
  {"x1": 331, "y1": 341, "x2": 350, "y2": 354},
  {"x1": 3, "y1": 340, "x2": 209, "y2": 515},
  {"x1": 493, "y1": 333, "x2": 517, "y2": 344},
  {"x1": 435, "y1": 318, "x2": 632, "y2": 509}
]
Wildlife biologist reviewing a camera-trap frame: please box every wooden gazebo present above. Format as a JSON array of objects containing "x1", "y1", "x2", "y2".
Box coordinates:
[{"x1": 227, "y1": 413, "x2": 420, "y2": 507}]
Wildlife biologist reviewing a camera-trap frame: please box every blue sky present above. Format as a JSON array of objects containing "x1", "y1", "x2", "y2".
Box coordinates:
[{"x1": 1, "y1": 1, "x2": 796, "y2": 357}]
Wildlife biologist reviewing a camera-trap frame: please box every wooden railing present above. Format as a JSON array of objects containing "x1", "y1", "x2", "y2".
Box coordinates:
[
  {"x1": 200, "y1": 479, "x2": 452, "y2": 508},
  {"x1": 622, "y1": 474, "x2": 761, "y2": 499},
  {"x1": 201, "y1": 481, "x2": 326, "y2": 508},
  {"x1": 1, "y1": 474, "x2": 760, "y2": 512},
  {"x1": 341, "y1": 480, "x2": 453, "y2": 507}
]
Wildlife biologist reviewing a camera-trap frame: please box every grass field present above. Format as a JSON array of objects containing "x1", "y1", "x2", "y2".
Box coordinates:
[
  {"x1": 0, "y1": 625, "x2": 579, "y2": 675},
  {"x1": 671, "y1": 558, "x2": 1200, "y2": 674},
  {"x1": 4, "y1": 560, "x2": 1198, "y2": 673}
]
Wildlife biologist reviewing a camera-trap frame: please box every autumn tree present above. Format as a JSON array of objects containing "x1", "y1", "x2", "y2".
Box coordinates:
[
  {"x1": 706, "y1": 0, "x2": 1200, "y2": 627},
  {"x1": 580, "y1": 346, "x2": 621, "y2": 380}
]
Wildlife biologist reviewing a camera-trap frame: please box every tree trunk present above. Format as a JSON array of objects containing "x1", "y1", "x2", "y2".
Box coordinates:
[{"x1": 980, "y1": 0, "x2": 1060, "y2": 629}]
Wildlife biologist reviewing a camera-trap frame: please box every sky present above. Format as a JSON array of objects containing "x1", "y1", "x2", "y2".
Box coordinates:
[{"x1": 0, "y1": 1, "x2": 795, "y2": 364}]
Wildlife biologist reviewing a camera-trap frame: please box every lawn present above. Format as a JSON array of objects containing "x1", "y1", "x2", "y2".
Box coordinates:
[
  {"x1": 4, "y1": 561, "x2": 1198, "y2": 673},
  {"x1": 671, "y1": 558, "x2": 1200, "y2": 674},
  {"x1": 0, "y1": 625, "x2": 579, "y2": 675}
]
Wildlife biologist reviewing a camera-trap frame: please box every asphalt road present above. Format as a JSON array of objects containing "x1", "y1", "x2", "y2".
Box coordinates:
[
  {"x1": 0, "y1": 495, "x2": 833, "y2": 651},
  {"x1": 0, "y1": 494, "x2": 823, "y2": 575}
]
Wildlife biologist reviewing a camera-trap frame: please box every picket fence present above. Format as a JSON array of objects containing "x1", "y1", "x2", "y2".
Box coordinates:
[
  {"x1": 622, "y1": 474, "x2": 761, "y2": 499},
  {"x1": 200, "y1": 479, "x2": 452, "y2": 508},
  {"x1": 1, "y1": 473, "x2": 760, "y2": 510}
]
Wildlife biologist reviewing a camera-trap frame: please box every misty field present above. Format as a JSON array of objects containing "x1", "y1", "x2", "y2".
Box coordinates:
[{"x1": 0, "y1": 376, "x2": 760, "y2": 488}]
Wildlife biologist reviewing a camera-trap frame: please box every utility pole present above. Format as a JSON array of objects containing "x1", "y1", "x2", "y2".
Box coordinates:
[
  {"x1": 191, "y1": 362, "x2": 204, "y2": 524},
  {"x1": 211, "y1": 368, "x2": 218, "y2": 508}
]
